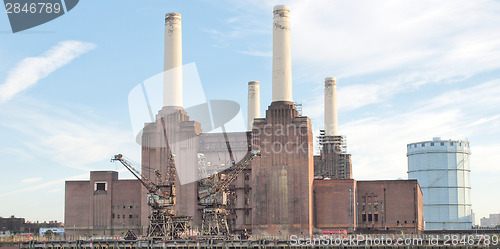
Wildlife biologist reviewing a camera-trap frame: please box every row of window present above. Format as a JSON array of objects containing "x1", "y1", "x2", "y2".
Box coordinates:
[
  {"x1": 397, "y1": 220, "x2": 415, "y2": 224},
  {"x1": 112, "y1": 205, "x2": 139, "y2": 209},
  {"x1": 362, "y1": 214, "x2": 378, "y2": 222},
  {"x1": 111, "y1": 214, "x2": 139, "y2": 219},
  {"x1": 409, "y1": 142, "x2": 468, "y2": 148},
  {"x1": 361, "y1": 215, "x2": 416, "y2": 225}
]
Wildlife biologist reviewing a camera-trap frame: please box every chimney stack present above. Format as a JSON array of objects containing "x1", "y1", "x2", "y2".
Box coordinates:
[
  {"x1": 248, "y1": 81, "x2": 260, "y2": 130},
  {"x1": 163, "y1": 13, "x2": 183, "y2": 107},
  {"x1": 272, "y1": 5, "x2": 292, "y2": 103},
  {"x1": 324, "y1": 77, "x2": 338, "y2": 136}
]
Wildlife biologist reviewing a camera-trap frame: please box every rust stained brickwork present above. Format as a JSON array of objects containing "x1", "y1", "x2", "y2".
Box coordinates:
[
  {"x1": 313, "y1": 179, "x2": 357, "y2": 233},
  {"x1": 312, "y1": 179, "x2": 424, "y2": 234},
  {"x1": 356, "y1": 180, "x2": 424, "y2": 233},
  {"x1": 67, "y1": 115, "x2": 424, "y2": 237},
  {"x1": 65, "y1": 171, "x2": 142, "y2": 236},
  {"x1": 140, "y1": 106, "x2": 202, "y2": 233},
  {"x1": 140, "y1": 107, "x2": 253, "y2": 232},
  {"x1": 251, "y1": 101, "x2": 314, "y2": 236}
]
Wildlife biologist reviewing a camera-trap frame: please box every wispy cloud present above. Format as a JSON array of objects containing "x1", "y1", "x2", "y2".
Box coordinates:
[
  {"x1": 201, "y1": 3, "x2": 271, "y2": 51},
  {"x1": 0, "y1": 41, "x2": 96, "y2": 103},
  {"x1": 339, "y1": 80, "x2": 500, "y2": 180},
  {"x1": 239, "y1": 48, "x2": 271, "y2": 57},
  {"x1": 0, "y1": 166, "x2": 130, "y2": 198},
  {"x1": 21, "y1": 177, "x2": 42, "y2": 184},
  {"x1": 0, "y1": 97, "x2": 140, "y2": 171},
  {"x1": 223, "y1": 0, "x2": 500, "y2": 110},
  {"x1": 0, "y1": 173, "x2": 87, "y2": 198},
  {"x1": 420, "y1": 81, "x2": 500, "y2": 112},
  {"x1": 289, "y1": 0, "x2": 500, "y2": 78}
]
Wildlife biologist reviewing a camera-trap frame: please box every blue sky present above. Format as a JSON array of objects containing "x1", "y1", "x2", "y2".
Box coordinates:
[{"x1": 1, "y1": 0, "x2": 499, "y2": 225}]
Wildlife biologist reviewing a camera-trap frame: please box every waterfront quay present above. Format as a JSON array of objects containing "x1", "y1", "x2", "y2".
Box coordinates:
[{"x1": 1, "y1": 235, "x2": 498, "y2": 249}]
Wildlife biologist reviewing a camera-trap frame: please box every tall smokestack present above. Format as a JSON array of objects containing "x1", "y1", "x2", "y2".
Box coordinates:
[
  {"x1": 324, "y1": 77, "x2": 338, "y2": 136},
  {"x1": 248, "y1": 81, "x2": 260, "y2": 130},
  {"x1": 163, "y1": 13, "x2": 183, "y2": 107},
  {"x1": 272, "y1": 5, "x2": 292, "y2": 103}
]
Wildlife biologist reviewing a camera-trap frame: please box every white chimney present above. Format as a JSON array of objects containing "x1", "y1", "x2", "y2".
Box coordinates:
[
  {"x1": 324, "y1": 77, "x2": 338, "y2": 136},
  {"x1": 163, "y1": 13, "x2": 183, "y2": 107},
  {"x1": 272, "y1": 5, "x2": 292, "y2": 103},
  {"x1": 248, "y1": 81, "x2": 260, "y2": 130}
]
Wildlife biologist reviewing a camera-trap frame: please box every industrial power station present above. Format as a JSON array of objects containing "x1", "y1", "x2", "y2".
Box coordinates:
[{"x1": 65, "y1": 5, "x2": 424, "y2": 238}]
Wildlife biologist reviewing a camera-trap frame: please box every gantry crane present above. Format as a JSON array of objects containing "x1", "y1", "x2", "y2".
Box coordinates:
[
  {"x1": 111, "y1": 117, "x2": 191, "y2": 239},
  {"x1": 197, "y1": 149, "x2": 261, "y2": 237}
]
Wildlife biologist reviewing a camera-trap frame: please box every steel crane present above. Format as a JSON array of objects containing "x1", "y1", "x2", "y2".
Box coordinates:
[
  {"x1": 111, "y1": 117, "x2": 191, "y2": 239},
  {"x1": 197, "y1": 149, "x2": 261, "y2": 237}
]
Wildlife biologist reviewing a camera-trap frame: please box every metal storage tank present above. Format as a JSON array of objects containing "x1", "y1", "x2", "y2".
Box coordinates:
[{"x1": 407, "y1": 137, "x2": 472, "y2": 230}]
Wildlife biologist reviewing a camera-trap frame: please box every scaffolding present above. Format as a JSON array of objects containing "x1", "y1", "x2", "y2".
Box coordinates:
[
  {"x1": 293, "y1": 102, "x2": 303, "y2": 116},
  {"x1": 315, "y1": 130, "x2": 351, "y2": 179}
]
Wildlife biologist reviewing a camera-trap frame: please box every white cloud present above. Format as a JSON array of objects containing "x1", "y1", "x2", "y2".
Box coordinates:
[
  {"x1": 471, "y1": 145, "x2": 500, "y2": 172},
  {"x1": 421, "y1": 81, "x2": 500, "y2": 112},
  {"x1": 0, "y1": 98, "x2": 140, "y2": 171},
  {"x1": 338, "y1": 80, "x2": 500, "y2": 179},
  {"x1": 221, "y1": 0, "x2": 500, "y2": 78},
  {"x1": 222, "y1": 0, "x2": 500, "y2": 111},
  {"x1": 344, "y1": 110, "x2": 464, "y2": 180},
  {"x1": 289, "y1": 0, "x2": 500, "y2": 78},
  {"x1": 0, "y1": 173, "x2": 87, "y2": 198},
  {"x1": 0, "y1": 41, "x2": 96, "y2": 103},
  {"x1": 239, "y1": 48, "x2": 271, "y2": 57},
  {"x1": 21, "y1": 177, "x2": 42, "y2": 184}
]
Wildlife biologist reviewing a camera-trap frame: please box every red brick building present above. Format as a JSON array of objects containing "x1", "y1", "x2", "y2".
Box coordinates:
[
  {"x1": 64, "y1": 171, "x2": 142, "y2": 236},
  {"x1": 313, "y1": 179, "x2": 357, "y2": 233},
  {"x1": 251, "y1": 101, "x2": 315, "y2": 236},
  {"x1": 64, "y1": 110, "x2": 424, "y2": 237},
  {"x1": 356, "y1": 180, "x2": 424, "y2": 233},
  {"x1": 313, "y1": 179, "x2": 424, "y2": 234}
]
